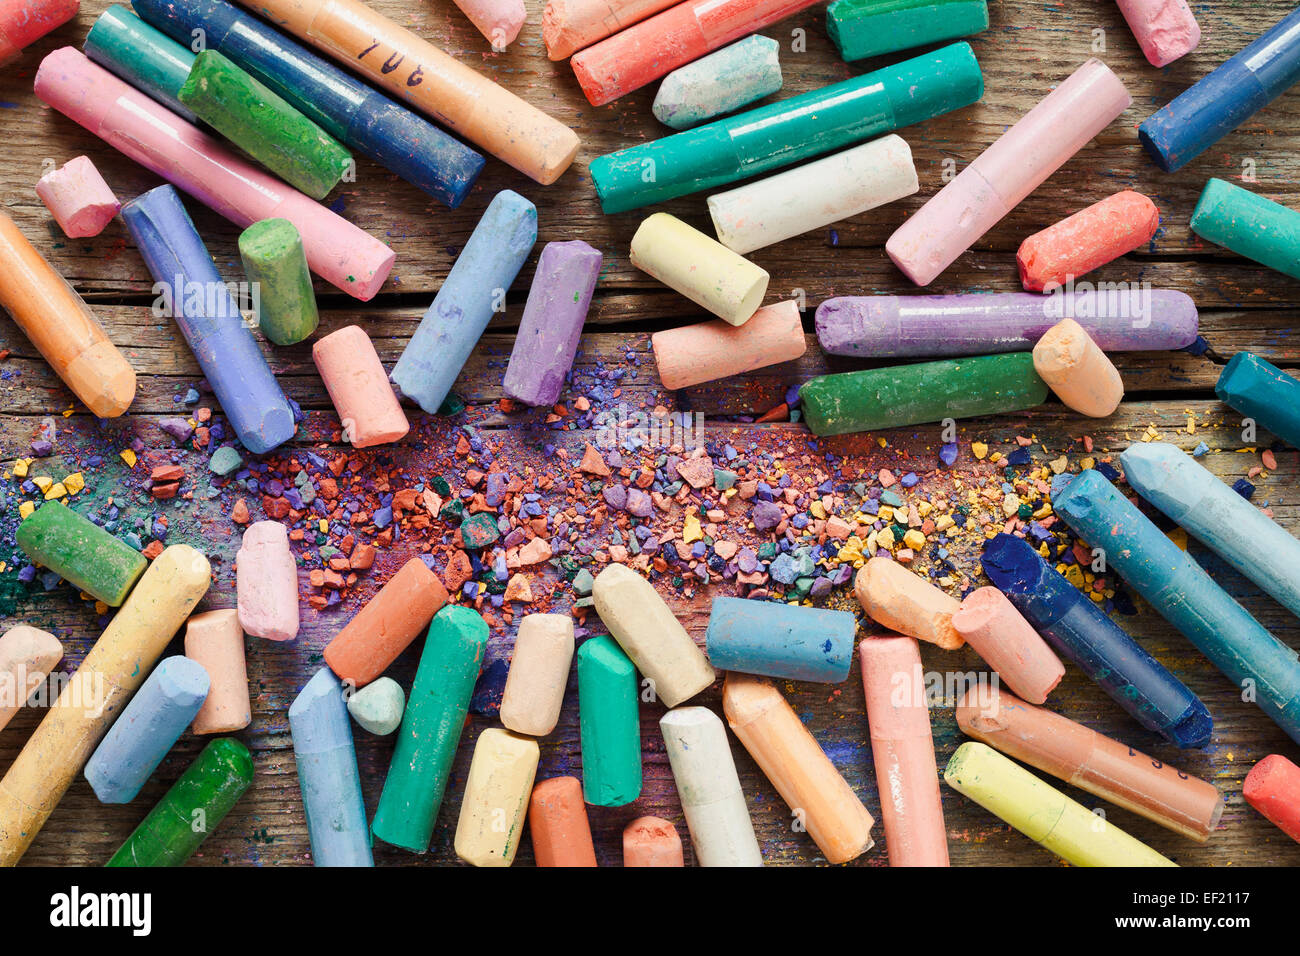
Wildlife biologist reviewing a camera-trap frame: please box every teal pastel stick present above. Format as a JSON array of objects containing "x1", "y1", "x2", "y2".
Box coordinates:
[
  {"x1": 1190, "y1": 178, "x2": 1300, "y2": 282},
  {"x1": 1054, "y1": 468, "x2": 1300, "y2": 745},
  {"x1": 1216, "y1": 351, "x2": 1300, "y2": 451},
  {"x1": 84, "y1": 5, "x2": 198, "y2": 122},
  {"x1": 827, "y1": 0, "x2": 989, "y2": 62},
  {"x1": 577, "y1": 635, "x2": 641, "y2": 807}
]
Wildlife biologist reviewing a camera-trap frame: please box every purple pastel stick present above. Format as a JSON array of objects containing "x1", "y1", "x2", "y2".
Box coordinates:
[{"x1": 503, "y1": 240, "x2": 603, "y2": 407}]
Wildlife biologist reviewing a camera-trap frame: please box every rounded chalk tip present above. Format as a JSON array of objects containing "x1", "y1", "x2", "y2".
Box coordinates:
[
  {"x1": 154, "y1": 655, "x2": 211, "y2": 707},
  {"x1": 205, "y1": 736, "x2": 255, "y2": 782},
  {"x1": 720, "y1": 671, "x2": 781, "y2": 724},
  {"x1": 66, "y1": 342, "x2": 136, "y2": 418},
  {"x1": 659, "y1": 704, "x2": 722, "y2": 733},
  {"x1": 1244, "y1": 753, "x2": 1296, "y2": 802},
  {"x1": 576, "y1": 634, "x2": 633, "y2": 675},
  {"x1": 1168, "y1": 701, "x2": 1213, "y2": 750},
  {"x1": 241, "y1": 519, "x2": 290, "y2": 549},
  {"x1": 152, "y1": 543, "x2": 213, "y2": 588},
  {"x1": 0, "y1": 623, "x2": 63, "y2": 664},
  {"x1": 241, "y1": 404, "x2": 297, "y2": 456}
]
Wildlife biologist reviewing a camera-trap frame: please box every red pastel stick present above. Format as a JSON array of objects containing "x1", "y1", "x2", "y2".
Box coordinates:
[{"x1": 1244, "y1": 754, "x2": 1300, "y2": 844}]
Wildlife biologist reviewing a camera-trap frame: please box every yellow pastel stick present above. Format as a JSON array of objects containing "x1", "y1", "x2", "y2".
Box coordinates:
[{"x1": 454, "y1": 728, "x2": 539, "y2": 867}]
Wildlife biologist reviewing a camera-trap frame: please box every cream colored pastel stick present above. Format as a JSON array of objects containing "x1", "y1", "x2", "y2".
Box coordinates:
[
  {"x1": 0, "y1": 625, "x2": 63, "y2": 733},
  {"x1": 454, "y1": 728, "x2": 539, "y2": 867},
  {"x1": 500, "y1": 614, "x2": 575, "y2": 737}
]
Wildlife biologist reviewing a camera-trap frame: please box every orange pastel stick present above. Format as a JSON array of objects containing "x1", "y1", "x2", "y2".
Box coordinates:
[{"x1": 529, "y1": 776, "x2": 598, "y2": 866}]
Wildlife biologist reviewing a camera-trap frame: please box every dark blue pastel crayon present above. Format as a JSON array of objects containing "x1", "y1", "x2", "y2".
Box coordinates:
[
  {"x1": 1216, "y1": 351, "x2": 1300, "y2": 450},
  {"x1": 705, "y1": 597, "x2": 855, "y2": 683}
]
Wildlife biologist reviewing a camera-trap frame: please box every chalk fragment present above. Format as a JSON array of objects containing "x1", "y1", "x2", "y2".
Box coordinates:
[
  {"x1": 454, "y1": 728, "x2": 538, "y2": 867},
  {"x1": 1017, "y1": 190, "x2": 1159, "y2": 292},
  {"x1": 346, "y1": 676, "x2": 405, "y2": 736},
  {"x1": 185, "y1": 608, "x2": 250, "y2": 735},
  {"x1": 1115, "y1": 0, "x2": 1200, "y2": 67},
  {"x1": 313, "y1": 326, "x2": 410, "y2": 449},
  {"x1": 238, "y1": 218, "x2": 319, "y2": 346},
  {"x1": 500, "y1": 613, "x2": 574, "y2": 737},
  {"x1": 1244, "y1": 754, "x2": 1300, "y2": 844},
  {"x1": 1032, "y1": 318, "x2": 1124, "y2": 417},
  {"x1": 35, "y1": 155, "x2": 120, "y2": 238},
  {"x1": 529, "y1": 775, "x2": 598, "y2": 866},
  {"x1": 951, "y1": 586, "x2": 1064, "y2": 704},
  {"x1": 705, "y1": 596, "x2": 855, "y2": 683},
  {"x1": 651, "y1": 300, "x2": 806, "y2": 391},
  {"x1": 652, "y1": 35, "x2": 781, "y2": 130},
  {"x1": 235, "y1": 520, "x2": 299, "y2": 642},
  {"x1": 623, "y1": 815, "x2": 684, "y2": 866},
  {"x1": 16, "y1": 501, "x2": 146, "y2": 606},
  {"x1": 1190, "y1": 178, "x2": 1300, "y2": 283},
  {"x1": 0, "y1": 625, "x2": 63, "y2": 735}
]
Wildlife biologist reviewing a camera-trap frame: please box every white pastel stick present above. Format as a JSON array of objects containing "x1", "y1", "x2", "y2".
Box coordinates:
[{"x1": 652, "y1": 35, "x2": 782, "y2": 130}]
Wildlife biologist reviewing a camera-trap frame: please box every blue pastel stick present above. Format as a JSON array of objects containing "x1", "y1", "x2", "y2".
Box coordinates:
[
  {"x1": 1139, "y1": 7, "x2": 1300, "y2": 172},
  {"x1": 289, "y1": 668, "x2": 373, "y2": 867},
  {"x1": 131, "y1": 0, "x2": 484, "y2": 207},
  {"x1": 121, "y1": 185, "x2": 296, "y2": 455},
  {"x1": 982, "y1": 533, "x2": 1212, "y2": 748},
  {"x1": 1216, "y1": 351, "x2": 1300, "y2": 450},
  {"x1": 1054, "y1": 469, "x2": 1300, "y2": 745},
  {"x1": 705, "y1": 596, "x2": 855, "y2": 683},
  {"x1": 84, "y1": 656, "x2": 210, "y2": 804},
  {"x1": 392, "y1": 190, "x2": 537, "y2": 414}
]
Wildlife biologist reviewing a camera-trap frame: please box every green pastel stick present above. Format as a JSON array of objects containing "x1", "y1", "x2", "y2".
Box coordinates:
[
  {"x1": 178, "y1": 50, "x2": 353, "y2": 200},
  {"x1": 577, "y1": 635, "x2": 641, "y2": 807},
  {"x1": 83, "y1": 5, "x2": 197, "y2": 122},
  {"x1": 1190, "y1": 178, "x2": 1300, "y2": 282},
  {"x1": 827, "y1": 0, "x2": 989, "y2": 62},
  {"x1": 239, "y1": 218, "x2": 320, "y2": 346},
  {"x1": 16, "y1": 502, "x2": 147, "y2": 606},
  {"x1": 372, "y1": 605, "x2": 487, "y2": 853},
  {"x1": 801, "y1": 353, "x2": 1048, "y2": 437},
  {"x1": 106, "y1": 738, "x2": 253, "y2": 867}
]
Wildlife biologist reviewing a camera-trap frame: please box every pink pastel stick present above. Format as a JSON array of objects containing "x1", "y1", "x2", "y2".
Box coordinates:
[
  {"x1": 236, "y1": 520, "x2": 300, "y2": 642},
  {"x1": 312, "y1": 325, "x2": 410, "y2": 448},
  {"x1": 35, "y1": 155, "x2": 119, "y2": 238},
  {"x1": 1116, "y1": 0, "x2": 1200, "y2": 68},
  {"x1": 951, "y1": 586, "x2": 1065, "y2": 705},
  {"x1": 452, "y1": 0, "x2": 526, "y2": 49}
]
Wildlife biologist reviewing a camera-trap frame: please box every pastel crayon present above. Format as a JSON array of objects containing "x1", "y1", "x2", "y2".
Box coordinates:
[
  {"x1": 951, "y1": 587, "x2": 1065, "y2": 705},
  {"x1": 705, "y1": 596, "x2": 855, "y2": 683},
  {"x1": 289, "y1": 668, "x2": 372, "y2": 866},
  {"x1": 859, "y1": 635, "x2": 949, "y2": 866},
  {"x1": 651, "y1": 300, "x2": 806, "y2": 391},
  {"x1": 827, "y1": 0, "x2": 988, "y2": 62},
  {"x1": 371, "y1": 606, "x2": 487, "y2": 853},
  {"x1": 0, "y1": 210, "x2": 135, "y2": 417},
  {"x1": 121, "y1": 185, "x2": 296, "y2": 455},
  {"x1": 35, "y1": 47, "x2": 395, "y2": 299},
  {"x1": 232, "y1": 0, "x2": 580, "y2": 185},
  {"x1": 84, "y1": 656, "x2": 210, "y2": 804},
  {"x1": 346, "y1": 676, "x2": 405, "y2": 735},
  {"x1": 236, "y1": 520, "x2": 299, "y2": 642},
  {"x1": 652, "y1": 35, "x2": 782, "y2": 130},
  {"x1": 1017, "y1": 190, "x2": 1160, "y2": 292},
  {"x1": 956, "y1": 686, "x2": 1223, "y2": 843},
  {"x1": 0, "y1": 0, "x2": 77, "y2": 64},
  {"x1": 238, "y1": 218, "x2": 318, "y2": 346},
  {"x1": 589, "y1": 42, "x2": 982, "y2": 214},
  {"x1": 35, "y1": 155, "x2": 121, "y2": 239},
  {"x1": 0, "y1": 625, "x2": 63, "y2": 733},
  {"x1": 84, "y1": 4, "x2": 195, "y2": 121},
  {"x1": 185, "y1": 608, "x2": 250, "y2": 735},
  {"x1": 802, "y1": 353, "x2": 1047, "y2": 437},
  {"x1": 660, "y1": 706, "x2": 763, "y2": 867},
  {"x1": 500, "y1": 613, "x2": 575, "y2": 737},
  {"x1": 815, "y1": 288, "x2": 1199, "y2": 358},
  {"x1": 982, "y1": 533, "x2": 1212, "y2": 749},
  {"x1": 1244, "y1": 754, "x2": 1300, "y2": 843},
  {"x1": 1139, "y1": 7, "x2": 1300, "y2": 172},
  {"x1": 0, "y1": 544, "x2": 210, "y2": 866},
  {"x1": 855, "y1": 558, "x2": 963, "y2": 650},
  {"x1": 577, "y1": 635, "x2": 641, "y2": 806},
  {"x1": 16, "y1": 502, "x2": 146, "y2": 607},
  {"x1": 623, "y1": 816, "x2": 684, "y2": 866},
  {"x1": 1190, "y1": 178, "x2": 1300, "y2": 283},
  {"x1": 1054, "y1": 468, "x2": 1300, "y2": 745},
  {"x1": 708, "y1": 135, "x2": 919, "y2": 255},
  {"x1": 542, "y1": 0, "x2": 678, "y2": 60},
  {"x1": 1116, "y1": 0, "x2": 1199, "y2": 67},
  {"x1": 944, "y1": 742, "x2": 1177, "y2": 867},
  {"x1": 1032, "y1": 318, "x2": 1124, "y2": 418},
  {"x1": 592, "y1": 564, "x2": 716, "y2": 708},
  {"x1": 131, "y1": 0, "x2": 484, "y2": 207},
  {"x1": 106, "y1": 738, "x2": 253, "y2": 866},
  {"x1": 724, "y1": 673, "x2": 875, "y2": 864},
  {"x1": 313, "y1": 326, "x2": 411, "y2": 448},
  {"x1": 1216, "y1": 351, "x2": 1300, "y2": 450},
  {"x1": 529, "y1": 775, "x2": 598, "y2": 867},
  {"x1": 503, "y1": 240, "x2": 603, "y2": 408},
  {"x1": 452, "y1": 0, "x2": 525, "y2": 49},
  {"x1": 324, "y1": 557, "x2": 449, "y2": 688},
  {"x1": 888, "y1": 59, "x2": 1130, "y2": 286},
  {"x1": 454, "y1": 729, "x2": 538, "y2": 867},
  {"x1": 392, "y1": 191, "x2": 537, "y2": 414}
]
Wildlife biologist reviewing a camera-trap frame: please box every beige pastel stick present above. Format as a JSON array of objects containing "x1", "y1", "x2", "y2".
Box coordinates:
[
  {"x1": 1032, "y1": 317, "x2": 1124, "y2": 417},
  {"x1": 186, "y1": 609, "x2": 252, "y2": 735},
  {"x1": 501, "y1": 614, "x2": 575, "y2": 737},
  {"x1": 951, "y1": 586, "x2": 1065, "y2": 705},
  {"x1": 651, "y1": 300, "x2": 807, "y2": 390},
  {"x1": 454, "y1": 728, "x2": 539, "y2": 867},
  {"x1": 854, "y1": 557, "x2": 963, "y2": 650},
  {"x1": 723, "y1": 673, "x2": 875, "y2": 864},
  {"x1": 0, "y1": 625, "x2": 63, "y2": 733},
  {"x1": 623, "y1": 815, "x2": 685, "y2": 866},
  {"x1": 0, "y1": 545, "x2": 210, "y2": 866}
]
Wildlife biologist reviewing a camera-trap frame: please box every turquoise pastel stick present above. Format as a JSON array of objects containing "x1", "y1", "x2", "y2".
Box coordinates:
[
  {"x1": 1190, "y1": 178, "x2": 1300, "y2": 282},
  {"x1": 577, "y1": 635, "x2": 641, "y2": 807},
  {"x1": 827, "y1": 0, "x2": 989, "y2": 62},
  {"x1": 1216, "y1": 351, "x2": 1300, "y2": 450}
]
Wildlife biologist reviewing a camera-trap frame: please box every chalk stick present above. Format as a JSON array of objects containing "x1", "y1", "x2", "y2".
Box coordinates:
[
  {"x1": 542, "y1": 0, "x2": 678, "y2": 60},
  {"x1": 313, "y1": 326, "x2": 410, "y2": 448},
  {"x1": 1017, "y1": 191, "x2": 1160, "y2": 292},
  {"x1": 185, "y1": 608, "x2": 250, "y2": 735},
  {"x1": 121, "y1": 184, "x2": 296, "y2": 455},
  {"x1": 1032, "y1": 318, "x2": 1124, "y2": 417},
  {"x1": 36, "y1": 47, "x2": 395, "y2": 300},
  {"x1": 1190, "y1": 178, "x2": 1300, "y2": 282},
  {"x1": 454, "y1": 728, "x2": 538, "y2": 867},
  {"x1": 1055, "y1": 468, "x2": 1300, "y2": 745},
  {"x1": 1244, "y1": 754, "x2": 1300, "y2": 843},
  {"x1": 623, "y1": 816, "x2": 684, "y2": 866},
  {"x1": 705, "y1": 596, "x2": 855, "y2": 683},
  {"x1": 982, "y1": 533, "x2": 1212, "y2": 749},
  {"x1": 84, "y1": 656, "x2": 210, "y2": 804},
  {"x1": 35, "y1": 154, "x2": 121, "y2": 238},
  {"x1": 708, "y1": 135, "x2": 918, "y2": 255},
  {"x1": 392, "y1": 190, "x2": 537, "y2": 414},
  {"x1": 0, "y1": 0, "x2": 77, "y2": 63},
  {"x1": 0, "y1": 544, "x2": 210, "y2": 866},
  {"x1": 651, "y1": 300, "x2": 806, "y2": 391},
  {"x1": 1139, "y1": 7, "x2": 1300, "y2": 172},
  {"x1": 888, "y1": 58, "x2": 1130, "y2": 286},
  {"x1": 0, "y1": 210, "x2": 135, "y2": 417},
  {"x1": 951, "y1": 587, "x2": 1064, "y2": 705},
  {"x1": 801, "y1": 353, "x2": 1048, "y2": 436},
  {"x1": 827, "y1": 0, "x2": 988, "y2": 61},
  {"x1": 577, "y1": 635, "x2": 641, "y2": 806},
  {"x1": 452, "y1": 0, "x2": 525, "y2": 49},
  {"x1": 346, "y1": 676, "x2": 405, "y2": 735},
  {"x1": 944, "y1": 742, "x2": 1177, "y2": 867},
  {"x1": 235, "y1": 520, "x2": 299, "y2": 642},
  {"x1": 289, "y1": 668, "x2": 372, "y2": 866},
  {"x1": 956, "y1": 685, "x2": 1223, "y2": 843},
  {"x1": 529, "y1": 776, "x2": 598, "y2": 867},
  {"x1": 503, "y1": 240, "x2": 603, "y2": 408},
  {"x1": 84, "y1": 4, "x2": 196, "y2": 121},
  {"x1": 1215, "y1": 351, "x2": 1300, "y2": 450},
  {"x1": 855, "y1": 557, "x2": 963, "y2": 650},
  {"x1": 500, "y1": 613, "x2": 575, "y2": 737},
  {"x1": 323, "y1": 558, "x2": 449, "y2": 688},
  {"x1": 106, "y1": 738, "x2": 254, "y2": 866},
  {"x1": 234, "y1": 0, "x2": 579, "y2": 185},
  {"x1": 589, "y1": 42, "x2": 982, "y2": 214},
  {"x1": 16, "y1": 501, "x2": 146, "y2": 606},
  {"x1": 0, "y1": 625, "x2": 63, "y2": 734},
  {"x1": 660, "y1": 706, "x2": 763, "y2": 866},
  {"x1": 652, "y1": 35, "x2": 782, "y2": 130},
  {"x1": 371, "y1": 606, "x2": 487, "y2": 853},
  {"x1": 592, "y1": 564, "x2": 716, "y2": 708},
  {"x1": 1116, "y1": 0, "x2": 1200, "y2": 67},
  {"x1": 238, "y1": 218, "x2": 318, "y2": 346}
]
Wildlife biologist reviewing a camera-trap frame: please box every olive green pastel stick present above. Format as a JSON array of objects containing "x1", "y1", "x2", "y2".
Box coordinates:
[
  {"x1": 801, "y1": 352, "x2": 1048, "y2": 437},
  {"x1": 372, "y1": 605, "x2": 488, "y2": 853},
  {"x1": 106, "y1": 738, "x2": 253, "y2": 867},
  {"x1": 577, "y1": 635, "x2": 642, "y2": 807},
  {"x1": 178, "y1": 50, "x2": 353, "y2": 200},
  {"x1": 16, "y1": 502, "x2": 146, "y2": 606},
  {"x1": 239, "y1": 218, "x2": 320, "y2": 345}
]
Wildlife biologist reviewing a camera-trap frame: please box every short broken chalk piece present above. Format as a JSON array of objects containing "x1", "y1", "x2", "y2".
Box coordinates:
[
  {"x1": 1216, "y1": 351, "x2": 1300, "y2": 450},
  {"x1": 236, "y1": 520, "x2": 300, "y2": 642},
  {"x1": 452, "y1": 0, "x2": 526, "y2": 49},
  {"x1": 1244, "y1": 754, "x2": 1300, "y2": 844},
  {"x1": 577, "y1": 635, "x2": 641, "y2": 807},
  {"x1": 855, "y1": 557, "x2": 963, "y2": 650},
  {"x1": 84, "y1": 656, "x2": 210, "y2": 804},
  {"x1": 1032, "y1": 318, "x2": 1124, "y2": 418},
  {"x1": 529, "y1": 775, "x2": 598, "y2": 866},
  {"x1": 1116, "y1": 0, "x2": 1200, "y2": 67},
  {"x1": 35, "y1": 155, "x2": 120, "y2": 238},
  {"x1": 708, "y1": 134, "x2": 918, "y2": 255},
  {"x1": 500, "y1": 613, "x2": 574, "y2": 737},
  {"x1": 624, "y1": 815, "x2": 685, "y2": 866},
  {"x1": 660, "y1": 706, "x2": 763, "y2": 867},
  {"x1": 1190, "y1": 178, "x2": 1300, "y2": 283},
  {"x1": 238, "y1": 218, "x2": 319, "y2": 346},
  {"x1": 16, "y1": 501, "x2": 146, "y2": 607},
  {"x1": 454, "y1": 728, "x2": 539, "y2": 867},
  {"x1": 0, "y1": 625, "x2": 63, "y2": 734},
  {"x1": 630, "y1": 213, "x2": 769, "y2": 326},
  {"x1": 705, "y1": 596, "x2": 855, "y2": 683},
  {"x1": 652, "y1": 35, "x2": 782, "y2": 130},
  {"x1": 503, "y1": 240, "x2": 603, "y2": 408},
  {"x1": 827, "y1": 0, "x2": 989, "y2": 62},
  {"x1": 652, "y1": 300, "x2": 805, "y2": 391},
  {"x1": 950, "y1": 586, "x2": 1064, "y2": 705},
  {"x1": 346, "y1": 676, "x2": 405, "y2": 735},
  {"x1": 185, "y1": 608, "x2": 251, "y2": 735},
  {"x1": 313, "y1": 325, "x2": 410, "y2": 448},
  {"x1": 592, "y1": 563, "x2": 716, "y2": 707},
  {"x1": 1017, "y1": 190, "x2": 1159, "y2": 292}
]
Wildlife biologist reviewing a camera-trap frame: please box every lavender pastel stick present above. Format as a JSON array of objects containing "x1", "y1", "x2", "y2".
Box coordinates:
[{"x1": 503, "y1": 240, "x2": 602, "y2": 407}]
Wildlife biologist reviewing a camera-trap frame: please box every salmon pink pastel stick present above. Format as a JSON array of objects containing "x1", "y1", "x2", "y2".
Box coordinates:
[
  {"x1": 1017, "y1": 190, "x2": 1159, "y2": 292},
  {"x1": 185, "y1": 609, "x2": 251, "y2": 734},
  {"x1": 1115, "y1": 0, "x2": 1200, "y2": 67},
  {"x1": 312, "y1": 326, "x2": 410, "y2": 448},
  {"x1": 529, "y1": 776, "x2": 598, "y2": 866},
  {"x1": 1244, "y1": 754, "x2": 1300, "y2": 843},
  {"x1": 855, "y1": 557, "x2": 964, "y2": 650},
  {"x1": 651, "y1": 300, "x2": 806, "y2": 390},
  {"x1": 35, "y1": 155, "x2": 120, "y2": 238},
  {"x1": 0, "y1": 0, "x2": 77, "y2": 64},
  {"x1": 452, "y1": 0, "x2": 526, "y2": 49},
  {"x1": 951, "y1": 586, "x2": 1064, "y2": 704},
  {"x1": 543, "y1": 0, "x2": 678, "y2": 60},
  {"x1": 623, "y1": 816, "x2": 684, "y2": 866},
  {"x1": 0, "y1": 625, "x2": 63, "y2": 734}
]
